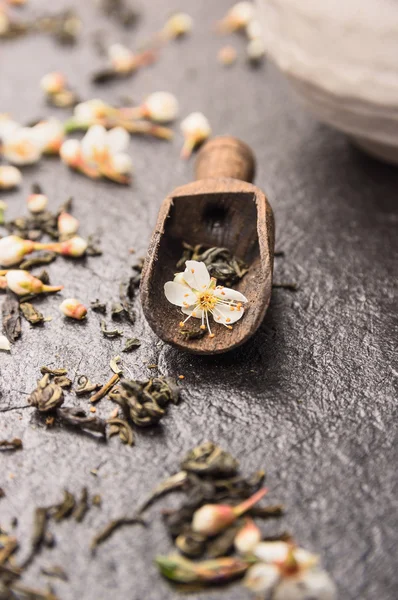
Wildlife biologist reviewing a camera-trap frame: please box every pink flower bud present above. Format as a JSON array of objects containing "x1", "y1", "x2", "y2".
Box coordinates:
[
  {"x1": 59, "y1": 298, "x2": 87, "y2": 320},
  {"x1": 40, "y1": 72, "x2": 66, "y2": 95},
  {"x1": 108, "y1": 43, "x2": 135, "y2": 74},
  {"x1": 234, "y1": 518, "x2": 262, "y2": 554},
  {"x1": 58, "y1": 212, "x2": 79, "y2": 237},
  {"x1": 57, "y1": 236, "x2": 88, "y2": 257},
  {"x1": 0, "y1": 165, "x2": 22, "y2": 190},
  {"x1": 0, "y1": 236, "x2": 35, "y2": 267},
  {"x1": 5, "y1": 270, "x2": 63, "y2": 296},
  {"x1": 192, "y1": 488, "x2": 268, "y2": 536},
  {"x1": 27, "y1": 193, "x2": 48, "y2": 214}
]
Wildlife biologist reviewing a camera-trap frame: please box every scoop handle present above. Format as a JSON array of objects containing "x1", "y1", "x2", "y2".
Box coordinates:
[{"x1": 194, "y1": 136, "x2": 256, "y2": 182}]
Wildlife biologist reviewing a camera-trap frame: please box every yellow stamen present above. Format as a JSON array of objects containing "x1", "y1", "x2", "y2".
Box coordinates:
[
  {"x1": 179, "y1": 321, "x2": 184, "y2": 327},
  {"x1": 200, "y1": 325, "x2": 206, "y2": 330},
  {"x1": 209, "y1": 333, "x2": 215, "y2": 338}
]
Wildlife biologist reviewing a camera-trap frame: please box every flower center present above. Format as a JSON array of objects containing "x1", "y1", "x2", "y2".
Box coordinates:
[{"x1": 197, "y1": 291, "x2": 217, "y2": 311}]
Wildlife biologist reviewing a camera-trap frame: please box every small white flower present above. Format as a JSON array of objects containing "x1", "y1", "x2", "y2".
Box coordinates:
[
  {"x1": 243, "y1": 562, "x2": 281, "y2": 595},
  {"x1": 80, "y1": 125, "x2": 132, "y2": 183},
  {"x1": 0, "y1": 165, "x2": 22, "y2": 189},
  {"x1": 142, "y1": 92, "x2": 179, "y2": 123},
  {"x1": 74, "y1": 99, "x2": 114, "y2": 124},
  {"x1": 58, "y1": 212, "x2": 79, "y2": 237},
  {"x1": 180, "y1": 112, "x2": 211, "y2": 159},
  {"x1": 27, "y1": 192, "x2": 48, "y2": 214},
  {"x1": 0, "y1": 114, "x2": 20, "y2": 140},
  {"x1": 273, "y1": 569, "x2": 337, "y2": 600},
  {"x1": 60, "y1": 139, "x2": 81, "y2": 168},
  {"x1": 0, "y1": 334, "x2": 11, "y2": 352},
  {"x1": 164, "y1": 260, "x2": 247, "y2": 337},
  {"x1": 163, "y1": 12, "x2": 193, "y2": 39},
  {"x1": 254, "y1": 541, "x2": 319, "y2": 569},
  {"x1": 32, "y1": 119, "x2": 64, "y2": 154},
  {"x1": 108, "y1": 43, "x2": 136, "y2": 73},
  {"x1": 59, "y1": 298, "x2": 87, "y2": 320},
  {"x1": 218, "y1": 2, "x2": 255, "y2": 33},
  {"x1": 1, "y1": 127, "x2": 43, "y2": 165},
  {"x1": 40, "y1": 72, "x2": 66, "y2": 95}
]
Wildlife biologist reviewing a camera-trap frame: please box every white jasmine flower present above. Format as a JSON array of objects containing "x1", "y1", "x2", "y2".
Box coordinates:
[
  {"x1": 59, "y1": 298, "x2": 87, "y2": 320},
  {"x1": 218, "y1": 2, "x2": 255, "y2": 33},
  {"x1": 59, "y1": 139, "x2": 82, "y2": 168},
  {"x1": 0, "y1": 114, "x2": 20, "y2": 140},
  {"x1": 164, "y1": 260, "x2": 247, "y2": 337},
  {"x1": 142, "y1": 92, "x2": 179, "y2": 123},
  {"x1": 80, "y1": 124, "x2": 132, "y2": 183},
  {"x1": 243, "y1": 562, "x2": 281, "y2": 596},
  {"x1": 32, "y1": 119, "x2": 64, "y2": 154},
  {"x1": 1, "y1": 127, "x2": 43, "y2": 165},
  {"x1": 0, "y1": 165, "x2": 22, "y2": 189},
  {"x1": 180, "y1": 112, "x2": 211, "y2": 159},
  {"x1": 108, "y1": 43, "x2": 136, "y2": 73},
  {"x1": 162, "y1": 12, "x2": 193, "y2": 39},
  {"x1": 5, "y1": 270, "x2": 63, "y2": 295},
  {"x1": 40, "y1": 72, "x2": 66, "y2": 95},
  {"x1": 0, "y1": 335, "x2": 11, "y2": 352},
  {"x1": 73, "y1": 99, "x2": 115, "y2": 125},
  {"x1": 273, "y1": 568, "x2": 337, "y2": 600}
]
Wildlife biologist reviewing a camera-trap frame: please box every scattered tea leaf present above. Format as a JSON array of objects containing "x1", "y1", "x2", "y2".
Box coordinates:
[
  {"x1": 272, "y1": 282, "x2": 299, "y2": 291},
  {"x1": 138, "y1": 471, "x2": 188, "y2": 514},
  {"x1": 20, "y1": 302, "x2": 45, "y2": 325},
  {"x1": 177, "y1": 243, "x2": 248, "y2": 286},
  {"x1": 122, "y1": 337, "x2": 141, "y2": 352},
  {"x1": 40, "y1": 565, "x2": 68, "y2": 581},
  {"x1": 111, "y1": 302, "x2": 125, "y2": 319},
  {"x1": 89, "y1": 373, "x2": 119, "y2": 404},
  {"x1": 181, "y1": 442, "x2": 239, "y2": 477},
  {"x1": 0, "y1": 438, "x2": 22, "y2": 451},
  {"x1": 107, "y1": 417, "x2": 135, "y2": 445},
  {"x1": 40, "y1": 366, "x2": 68, "y2": 376},
  {"x1": 2, "y1": 292, "x2": 21, "y2": 342},
  {"x1": 91, "y1": 516, "x2": 145, "y2": 550},
  {"x1": 110, "y1": 355, "x2": 123, "y2": 375},
  {"x1": 75, "y1": 375, "x2": 102, "y2": 396},
  {"x1": 179, "y1": 327, "x2": 206, "y2": 340},
  {"x1": 52, "y1": 375, "x2": 72, "y2": 389},
  {"x1": 50, "y1": 490, "x2": 75, "y2": 522},
  {"x1": 72, "y1": 487, "x2": 89, "y2": 523},
  {"x1": 21, "y1": 507, "x2": 48, "y2": 568},
  {"x1": 20, "y1": 253, "x2": 57, "y2": 270},
  {"x1": 100, "y1": 319, "x2": 123, "y2": 338},
  {"x1": 57, "y1": 407, "x2": 107, "y2": 436},
  {"x1": 90, "y1": 300, "x2": 107, "y2": 314},
  {"x1": 28, "y1": 375, "x2": 64, "y2": 412}
]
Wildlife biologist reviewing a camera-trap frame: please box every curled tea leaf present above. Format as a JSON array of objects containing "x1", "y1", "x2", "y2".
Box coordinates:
[
  {"x1": 28, "y1": 375, "x2": 64, "y2": 412},
  {"x1": 0, "y1": 438, "x2": 22, "y2": 451},
  {"x1": 107, "y1": 417, "x2": 135, "y2": 445},
  {"x1": 57, "y1": 407, "x2": 107, "y2": 436},
  {"x1": 110, "y1": 355, "x2": 123, "y2": 375},
  {"x1": 100, "y1": 319, "x2": 123, "y2": 338},
  {"x1": 40, "y1": 366, "x2": 68, "y2": 376},
  {"x1": 2, "y1": 293, "x2": 21, "y2": 342},
  {"x1": 20, "y1": 302, "x2": 44, "y2": 325},
  {"x1": 75, "y1": 375, "x2": 101, "y2": 396},
  {"x1": 72, "y1": 487, "x2": 89, "y2": 523},
  {"x1": 90, "y1": 299, "x2": 106, "y2": 313},
  {"x1": 122, "y1": 337, "x2": 141, "y2": 352},
  {"x1": 91, "y1": 516, "x2": 145, "y2": 550},
  {"x1": 181, "y1": 442, "x2": 239, "y2": 477}
]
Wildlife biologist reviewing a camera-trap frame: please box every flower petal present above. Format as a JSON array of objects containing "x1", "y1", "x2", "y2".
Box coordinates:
[
  {"x1": 243, "y1": 563, "x2": 280, "y2": 595},
  {"x1": 214, "y1": 286, "x2": 247, "y2": 303},
  {"x1": 183, "y1": 260, "x2": 210, "y2": 290},
  {"x1": 182, "y1": 305, "x2": 203, "y2": 319},
  {"x1": 273, "y1": 569, "x2": 337, "y2": 600},
  {"x1": 164, "y1": 281, "x2": 196, "y2": 307},
  {"x1": 107, "y1": 127, "x2": 130, "y2": 154},
  {"x1": 81, "y1": 124, "x2": 107, "y2": 160},
  {"x1": 212, "y1": 302, "x2": 245, "y2": 325}
]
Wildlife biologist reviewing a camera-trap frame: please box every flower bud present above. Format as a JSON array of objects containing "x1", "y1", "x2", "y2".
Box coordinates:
[
  {"x1": 234, "y1": 518, "x2": 262, "y2": 554},
  {"x1": 218, "y1": 45, "x2": 237, "y2": 67},
  {"x1": 144, "y1": 92, "x2": 179, "y2": 123},
  {"x1": 74, "y1": 99, "x2": 113, "y2": 124},
  {"x1": 218, "y1": 2, "x2": 255, "y2": 33},
  {"x1": 59, "y1": 298, "x2": 87, "y2": 320},
  {"x1": 5, "y1": 270, "x2": 63, "y2": 296},
  {"x1": 58, "y1": 212, "x2": 79, "y2": 237},
  {"x1": 192, "y1": 487, "x2": 268, "y2": 536},
  {"x1": 108, "y1": 43, "x2": 135, "y2": 73},
  {"x1": 60, "y1": 139, "x2": 82, "y2": 167},
  {"x1": 0, "y1": 166, "x2": 22, "y2": 190},
  {"x1": 156, "y1": 554, "x2": 249, "y2": 584},
  {"x1": 273, "y1": 568, "x2": 337, "y2": 600},
  {"x1": 40, "y1": 72, "x2": 66, "y2": 95},
  {"x1": 244, "y1": 562, "x2": 281, "y2": 595},
  {"x1": 180, "y1": 112, "x2": 211, "y2": 159},
  {"x1": 32, "y1": 118, "x2": 64, "y2": 154},
  {"x1": 57, "y1": 235, "x2": 88, "y2": 257},
  {"x1": 163, "y1": 12, "x2": 193, "y2": 39},
  {"x1": 27, "y1": 192, "x2": 48, "y2": 214},
  {"x1": 0, "y1": 236, "x2": 35, "y2": 267},
  {"x1": 2, "y1": 127, "x2": 43, "y2": 165},
  {"x1": 246, "y1": 18, "x2": 262, "y2": 40}
]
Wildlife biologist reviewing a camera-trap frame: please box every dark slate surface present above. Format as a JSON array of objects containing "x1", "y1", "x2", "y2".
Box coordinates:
[{"x1": 0, "y1": 1, "x2": 397, "y2": 599}]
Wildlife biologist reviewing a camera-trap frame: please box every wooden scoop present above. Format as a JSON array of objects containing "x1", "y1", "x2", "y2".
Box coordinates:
[{"x1": 140, "y1": 136, "x2": 274, "y2": 355}]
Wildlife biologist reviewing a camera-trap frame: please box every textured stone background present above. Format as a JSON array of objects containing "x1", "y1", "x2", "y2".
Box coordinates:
[{"x1": 0, "y1": 1, "x2": 397, "y2": 599}]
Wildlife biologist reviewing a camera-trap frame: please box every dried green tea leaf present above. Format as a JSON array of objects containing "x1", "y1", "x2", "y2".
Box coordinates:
[
  {"x1": 272, "y1": 282, "x2": 299, "y2": 291},
  {"x1": 100, "y1": 319, "x2": 123, "y2": 338},
  {"x1": 107, "y1": 418, "x2": 135, "y2": 445},
  {"x1": 28, "y1": 375, "x2": 64, "y2": 412},
  {"x1": 72, "y1": 487, "x2": 88, "y2": 523},
  {"x1": 111, "y1": 302, "x2": 125, "y2": 319},
  {"x1": 21, "y1": 507, "x2": 48, "y2": 568},
  {"x1": 40, "y1": 367, "x2": 68, "y2": 376},
  {"x1": 181, "y1": 442, "x2": 239, "y2": 477},
  {"x1": 177, "y1": 243, "x2": 248, "y2": 287},
  {"x1": 206, "y1": 523, "x2": 241, "y2": 558},
  {"x1": 122, "y1": 337, "x2": 141, "y2": 352},
  {"x1": 90, "y1": 300, "x2": 107, "y2": 314},
  {"x1": 51, "y1": 490, "x2": 75, "y2": 522},
  {"x1": 0, "y1": 438, "x2": 22, "y2": 451},
  {"x1": 250, "y1": 504, "x2": 284, "y2": 518},
  {"x1": 155, "y1": 554, "x2": 250, "y2": 585},
  {"x1": 20, "y1": 303, "x2": 44, "y2": 325},
  {"x1": 91, "y1": 516, "x2": 145, "y2": 550},
  {"x1": 2, "y1": 293, "x2": 21, "y2": 342},
  {"x1": 179, "y1": 327, "x2": 206, "y2": 340},
  {"x1": 175, "y1": 529, "x2": 207, "y2": 558},
  {"x1": 40, "y1": 565, "x2": 68, "y2": 581},
  {"x1": 57, "y1": 407, "x2": 107, "y2": 436},
  {"x1": 91, "y1": 494, "x2": 102, "y2": 506},
  {"x1": 110, "y1": 356, "x2": 123, "y2": 375},
  {"x1": 75, "y1": 375, "x2": 101, "y2": 396},
  {"x1": 52, "y1": 376, "x2": 72, "y2": 389},
  {"x1": 20, "y1": 253, "x2": 57, "y2": 270},
  {"x1": 138, "y1": 471, "x2": 188, "y2": 514}
]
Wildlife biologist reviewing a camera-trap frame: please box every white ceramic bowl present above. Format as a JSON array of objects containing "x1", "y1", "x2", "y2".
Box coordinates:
[{"x1": 256, "y1": 0, "x2": 398, "y2": 164}]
